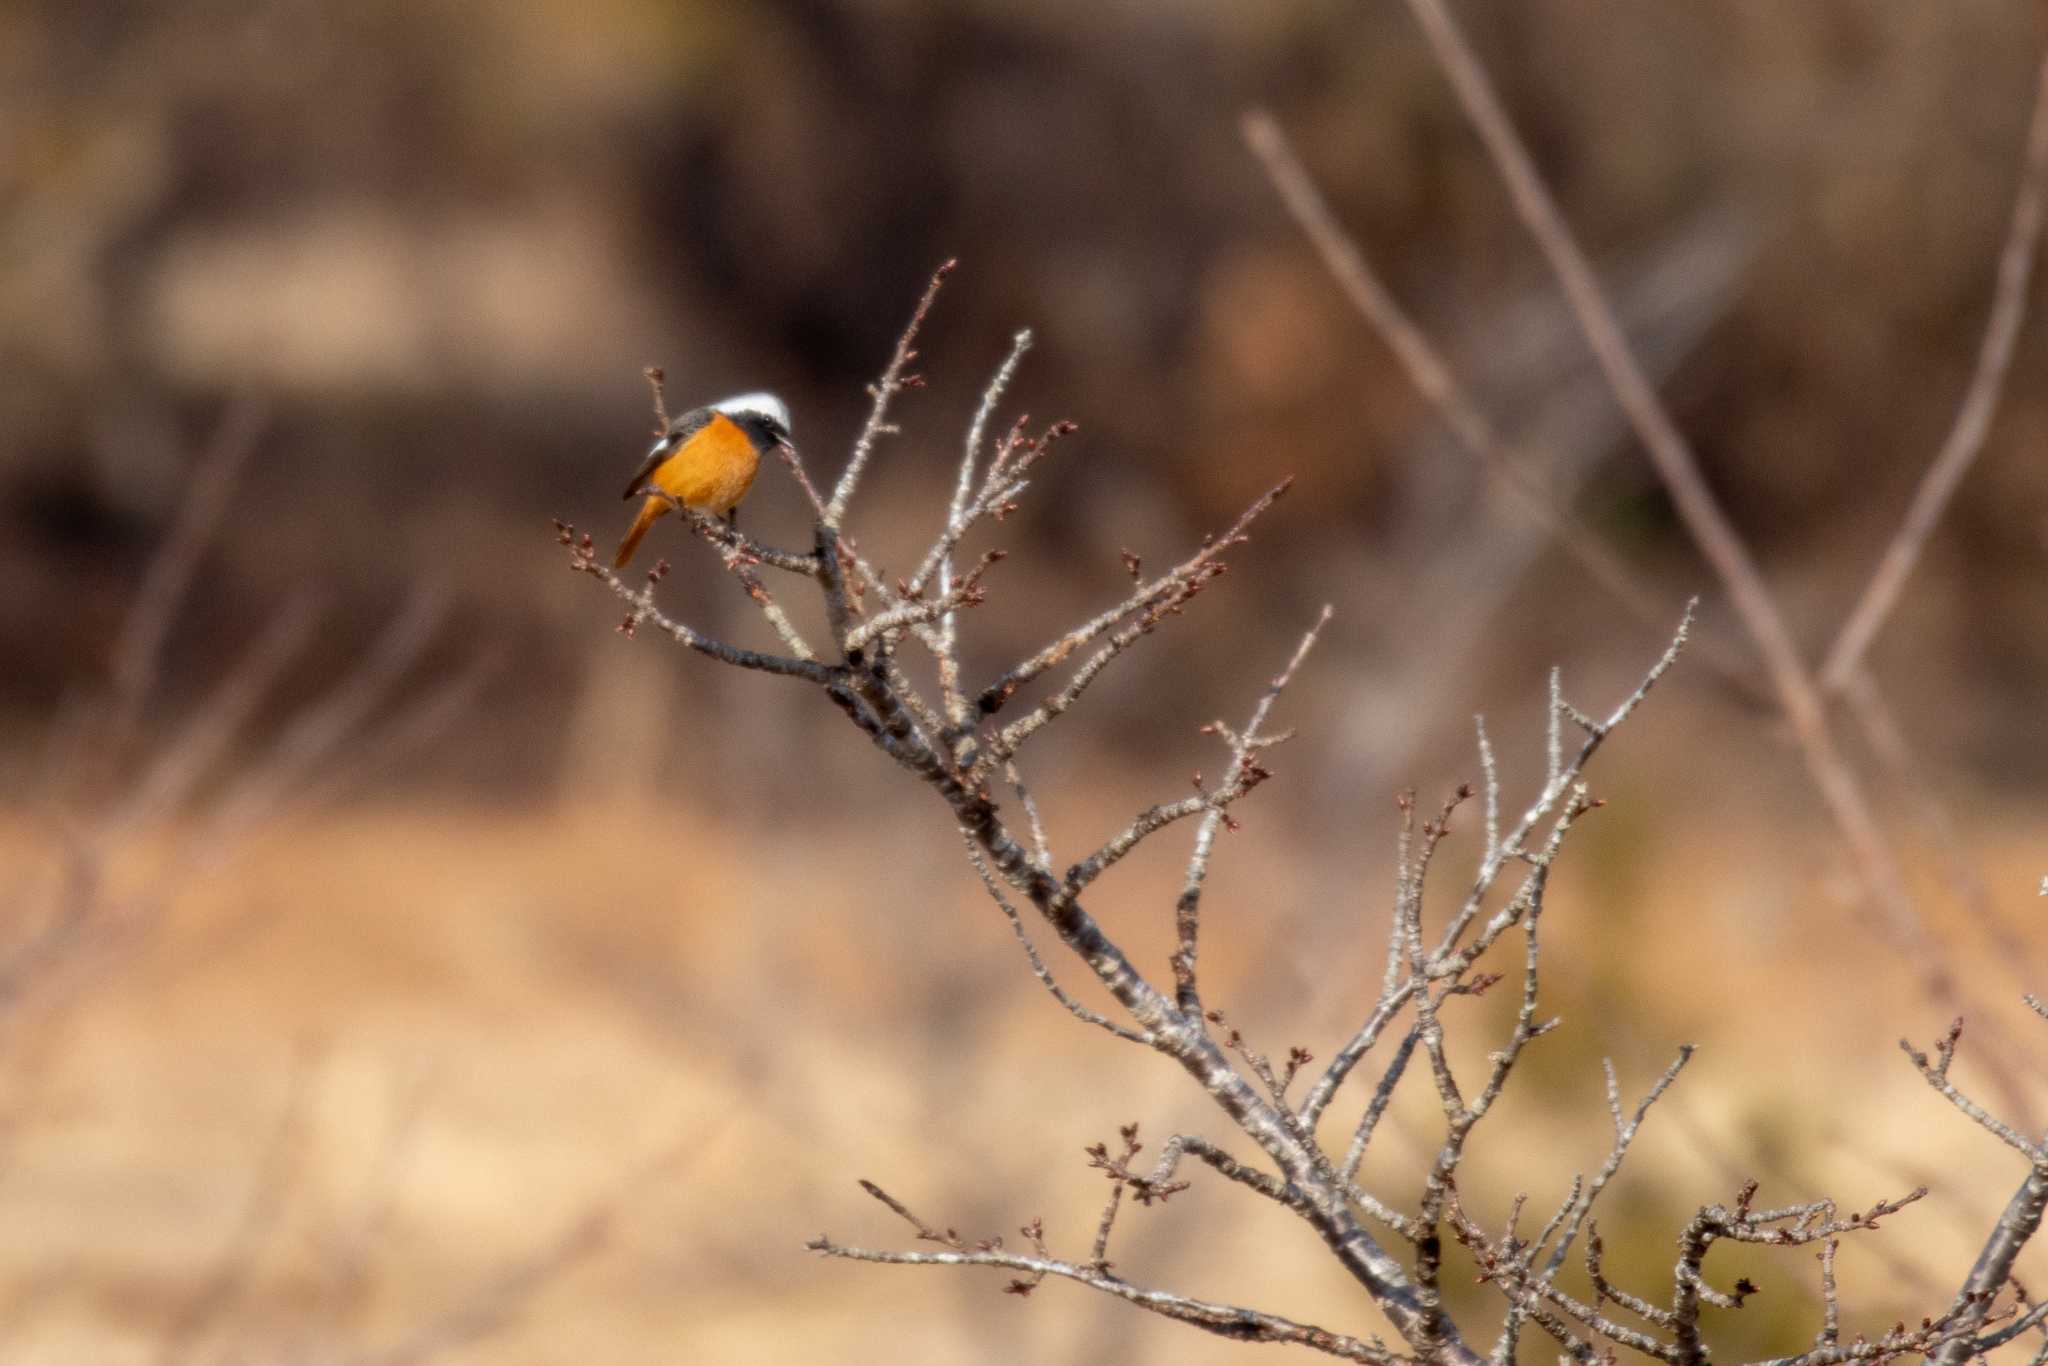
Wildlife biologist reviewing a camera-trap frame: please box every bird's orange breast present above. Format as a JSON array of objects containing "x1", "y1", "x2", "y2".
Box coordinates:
[{"x1": 646, "y1": 412, "x2": 761, "y2": 515}]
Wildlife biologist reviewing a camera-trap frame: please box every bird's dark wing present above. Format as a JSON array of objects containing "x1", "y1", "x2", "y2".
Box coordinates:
[{"x1": 621, "y1": 406, "x2": 715, "y2": 499}]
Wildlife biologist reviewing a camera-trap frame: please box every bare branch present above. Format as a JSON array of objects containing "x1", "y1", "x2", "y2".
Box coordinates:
[
  {"x1": 903, "y1": 416, "x2": 1072, "y2": 611},
  {"x1": 625, "y1": 491, "x2": 822, "y2": 576},
  {"x1": 844, "y1": 549, "x2": 1006, "y2": 653},
  {"x1": 1171, "y1": 605, "x2": 1331, "y2": 1016},
  {"x1": 1434, "y1": 602, "x2": 1693, "y2": 969},
  {"x1": 1970, "y1": 1296, "x2": 2048, "y2": 1354},
  {"x1": 564, "y1": 267, "x2": 1723, "y2": 1366},
  {"x1": 935, "y1": 329, "x2": 1033, "y2": 726},
  {"x1": 955, "y1": 333, "x2": 1033, "y2": 549},
  {"x1": 1816, "y1": 1237, "x2": 1841, "y2": 1348},
  {"x1": 561, "y1": 529, "x2": 841, "y2": 686},
  {"x1": 827, "y1": 259, "x2": 956, "y2": 527},
  {"x1": 1303, "y1": 985, "x2": 1417, "y2": 1133},
  {"x1": 961, "y1": 836, "x2": 1150, "y2": 1046},
  {"x1": 1124, "y1": 1131, "x2": 1304, "y2": 1216},
  {"x1": 1475, "y1": 715, "x2": 1500, "y2": 864},
  {"x1": 974, "y1": 478, "x2": 1293, "y2": 733},
  {"x1": 807, "y1": 1234, "x2": 1410, "y2": 1363},
  {"x1": 1006, "y1": 761, "x2": 1053, "y2": 875},
  {"x1": 1341, "y1": 1025, "x2": 1419, "y2": 1185},
  {"x1": 1541, "y1": 1047, "x2": 1696, "y2": 1277},
  {"x1": 1902, "y1": 1026, "x2": 2043, "y2": 1161}
]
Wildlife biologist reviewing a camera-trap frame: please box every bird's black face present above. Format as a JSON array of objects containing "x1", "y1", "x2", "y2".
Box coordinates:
[{"x1": 728, "y1": 410, "x2": 793, "y2": 452}]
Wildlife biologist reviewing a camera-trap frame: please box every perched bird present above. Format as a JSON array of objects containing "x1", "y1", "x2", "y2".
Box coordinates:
[{"x1": 614, "y1": 391, "x2": 793, "y2": 568}]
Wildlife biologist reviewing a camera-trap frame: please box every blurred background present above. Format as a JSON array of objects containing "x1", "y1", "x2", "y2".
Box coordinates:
[{"x1": 4, "y1": 1, "x2": 2048, "y2": 1361}]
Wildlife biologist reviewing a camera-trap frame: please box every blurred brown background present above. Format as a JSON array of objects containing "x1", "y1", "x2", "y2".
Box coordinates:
[{"x1": 4, "y1": 2, "x2": 2047, "y2": 1362}]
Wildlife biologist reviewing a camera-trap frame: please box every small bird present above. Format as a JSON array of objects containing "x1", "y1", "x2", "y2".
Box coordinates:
[{"x1": 614, "y1": 391, "x2": 794, "y2": 568}]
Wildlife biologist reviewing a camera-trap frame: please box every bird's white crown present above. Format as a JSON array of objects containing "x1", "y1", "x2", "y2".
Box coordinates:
[{"x1": 713, "y1": 391, "x2": 793, "y2": 435}]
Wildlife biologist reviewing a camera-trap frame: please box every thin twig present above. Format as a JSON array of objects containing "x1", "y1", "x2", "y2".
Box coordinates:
[
  {"x1": 564, "y1": 536, "x2": 840, "y2": 686},
  {"x1": 827, "y1": 260, "x2": 956, "y2": 528},
  {"x1": 936, "y1": 329, "x2": 1033, "y2": 727},
  {"x1": 108, "y1": 399, "x2": 269, "y2": 746},
  {"x1": 974, "y1": 478, "x2": 1293, "y2": 736},
  {"x1": 1171, "y1": 606, "x2": 1332, "y2": 1016},
  {"x1": 1901, "y1": 1028, "x2": 2042, "y2": 1161},
  {"x1": 1541, "y1": 1048, "x2": 1696, "y2": 1277},
  {"x1": 962, "y1": 835, "x2": 1150, "y2": 1046},
  {"x1": 808, "y1": 1234, "x2": 1410, "y2": 1363}
]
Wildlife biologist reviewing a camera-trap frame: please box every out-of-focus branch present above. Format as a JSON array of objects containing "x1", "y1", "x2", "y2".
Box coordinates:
[
  {"x1": 1240, "y1": 110, "x2": 1764, "y2": 707},
  {"x1": 1252, "y1": 24, "x2": 2048, "y2": 1124},
  {"x1": 1820, "y1": 51, "x2": 2048, "y2": 692},
  {"x1": 338, "y1": 1128, "x2": 709, "y2": 1366},
  {"x1": 343, "y1": 1208, "x2": 614, "y2": 1366},
  {"x1": 1254, "y1": 28, "x2": 2048, "y2": 1355},
  {"x1": 1394, "y1": 0, "x2": 1993, "y2": 1059},
  {"x1": 12, "y1": 415, "x2": 480, "y2": 1035},
  {"x1": 1841, "y1": 672, "x2": 2040, "y2": 996},
  {"x1": 105, "y1": 595, "x2": 321, "y2": 839},
  {"x1": 155, "y1": 1043, "x2": 315, "y2": 1366},
  {"x1": 107, "y1": 398, "x2": 269, "y2": 747},
  {"x1": 201, "y1": 590, "x2": 449, "y2": 837}
]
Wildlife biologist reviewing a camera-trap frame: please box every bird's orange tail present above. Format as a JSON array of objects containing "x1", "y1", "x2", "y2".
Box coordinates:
[{"x1": 614, "y1": 497, "x2": 665, "y2": 568}]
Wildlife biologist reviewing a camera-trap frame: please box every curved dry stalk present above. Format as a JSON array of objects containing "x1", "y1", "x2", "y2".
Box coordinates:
[
  {"x1": 1240, "y1": 111, "x2": 1764, "y2": 706},
  {"x1": 108, "y1": 399, "x2": 269, "y2": 743},
  {"x1": 1821, "y1": 51, "x2": 2048, "y2": 691},
  {"x1": 1393, "y1": 3, "x2": 2025, "y2": 1122}
]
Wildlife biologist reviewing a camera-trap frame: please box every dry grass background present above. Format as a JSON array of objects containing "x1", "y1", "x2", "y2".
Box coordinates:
[
  {"x1": 4, "y1": 737, "x2": 2045, "y2": 1362},
  {"x1": 6, "y1": 1, "x2": 2048, "y2": 1362}
]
